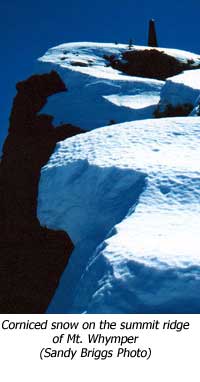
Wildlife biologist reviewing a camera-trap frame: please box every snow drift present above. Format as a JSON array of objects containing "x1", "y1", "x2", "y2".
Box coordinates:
[
  {"x1": 157, "y1": 69, "x2": 200, "y2": 113},
  {"x1": 38, "y1": 117, "x2": 200, "y2": 313}
]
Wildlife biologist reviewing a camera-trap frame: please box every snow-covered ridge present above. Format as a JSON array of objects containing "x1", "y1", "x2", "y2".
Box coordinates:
[
  {"x1": 39, "y1": 41, "x2": 200, "y2": 69},
  {"x1": 37, "y1": 42, "x2": 167, "y2": 130},
  {"x1": 38, "y1": 117, "x2": 200, "y2": 313},
  {"x1": 37, "y1": 42, "x2": 200, "y2": 313},
  {"x1": 37, "y1": 42, "x2": 200, "y2": 131}
]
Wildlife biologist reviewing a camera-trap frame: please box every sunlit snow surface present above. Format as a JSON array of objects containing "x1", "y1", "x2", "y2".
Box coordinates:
[{"x1": 38, "y1": 117, "x2": 200, "y2": 313}]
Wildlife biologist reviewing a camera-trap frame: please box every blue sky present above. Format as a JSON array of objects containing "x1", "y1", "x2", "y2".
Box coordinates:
[{"x1": 0, "y1": 0, "x2": 200, "y2": 149}]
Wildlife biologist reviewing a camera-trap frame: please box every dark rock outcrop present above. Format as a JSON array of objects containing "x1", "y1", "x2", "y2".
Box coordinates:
[
  {"x1": 154, "y1": 103, "x2": 193, "y2": 118},
  {"x1": 104, "y1": 49, "x2": 200, "y2": 80},
  {"x1": 0, "y1": 70, "x2": 83, "y2": 313}
]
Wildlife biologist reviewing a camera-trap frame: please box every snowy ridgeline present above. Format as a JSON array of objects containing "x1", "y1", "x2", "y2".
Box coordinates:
[
  {"x1": 37, "y1": 42, "x2": 200, "y2": 128},
  {"x1": 38, "y1": 118, "x2": 200, "y2": 313},
  {"x1": 37, "y1": 43, "x2": 200, "y2": 313}
]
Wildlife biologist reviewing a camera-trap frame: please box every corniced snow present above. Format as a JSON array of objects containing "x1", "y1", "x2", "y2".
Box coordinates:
[
  {"x1": 37, "y1": 42, "x2": 200, "y2": 130},
  {"x1": 37, "y1": 117, "x2": 200, "y2": 313},
  {"x1": 158, "y1": 69, "x2": 200, "y2": 110}
]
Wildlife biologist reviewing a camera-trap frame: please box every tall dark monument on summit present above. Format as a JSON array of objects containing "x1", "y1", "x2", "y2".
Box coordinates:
[{"x1": 148, "y1": 19, "x2": 158, "y2": 47}]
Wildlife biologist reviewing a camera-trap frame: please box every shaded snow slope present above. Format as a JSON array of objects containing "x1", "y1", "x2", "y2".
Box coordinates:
[
  {"x1": 158, "y1": 69, "x2": 200, "y2": 111},
  {"x1": 38, "y1": 66, "x2": 162, "y2": 129},
  {"x1": 38, "y1": 117, "x2": 200, "y2": 313},
  {"x1": 190, "y1": 93, "x2": 200, "y2": 116}
]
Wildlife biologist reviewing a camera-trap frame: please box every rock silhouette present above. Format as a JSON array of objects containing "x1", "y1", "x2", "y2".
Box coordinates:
[{"x1": 0, "y1": 70, "x2": 83, "y2": 313}]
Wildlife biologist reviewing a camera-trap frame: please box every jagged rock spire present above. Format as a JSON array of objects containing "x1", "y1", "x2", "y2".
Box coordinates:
[{"x1": 148, "y1": 19, "x2": 158, "y2": 47}]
